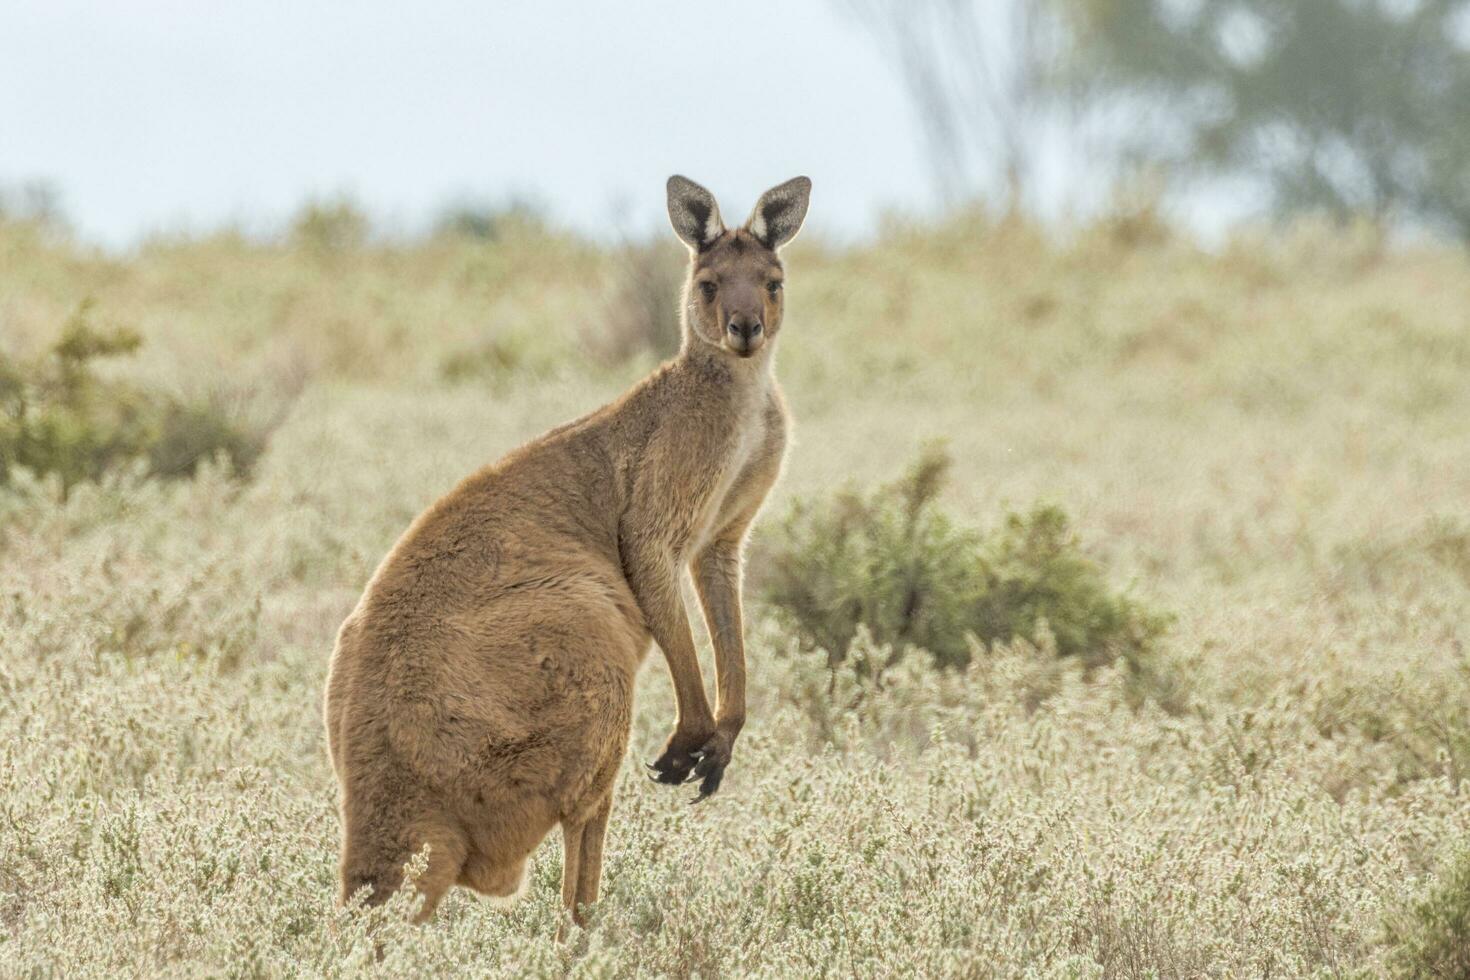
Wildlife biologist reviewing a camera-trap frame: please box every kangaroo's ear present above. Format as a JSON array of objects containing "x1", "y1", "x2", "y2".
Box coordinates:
[
  {"x1": 745, "y1": 176, "x2": 811, "y2": 250},
  {"x1": 667, "y1": 175, "x2": 725, "y2": 251}
]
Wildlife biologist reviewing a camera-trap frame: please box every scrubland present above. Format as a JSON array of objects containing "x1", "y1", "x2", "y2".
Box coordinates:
[{"x1": 2, "y1": 203, "x2": 1469, "y2": 976}]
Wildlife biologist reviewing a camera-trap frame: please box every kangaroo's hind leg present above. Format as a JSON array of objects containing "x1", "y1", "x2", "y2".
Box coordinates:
[
  {"x1": 555, "y1": 791, "x2": 614, "y2": 942},
  {"x1": 556, "y1": 815, "x2": 586, "y2": 942},
  {"x1": 575, "y1": 794, "x2": 613, "y2": 913}
]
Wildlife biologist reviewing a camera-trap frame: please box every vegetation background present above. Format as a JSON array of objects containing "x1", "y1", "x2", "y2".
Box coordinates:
[
  {"x1": 5, "y1": 0, "x2": 1470, "y2": 976},
  {"x1": 4, "y1": 195, "x2": 1470, "y2": 976}
]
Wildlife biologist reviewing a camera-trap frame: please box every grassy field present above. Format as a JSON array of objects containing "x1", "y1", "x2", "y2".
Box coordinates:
[{"x1": 3, "y1": 205, "x2": 1470, "y2": 976}]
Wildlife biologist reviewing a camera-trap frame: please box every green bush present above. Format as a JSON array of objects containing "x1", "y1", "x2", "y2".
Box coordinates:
[
  {"x1": 146, "y1": 399, "x2": 270, "y2": 481},
  {"x1": 289, "y1": 197, "x2": 370, "y2": 252},
  {"x1": 0, "y1": 302, "x2": 276, "y2": 495},
  {"x1": 1386, "y1": 846, "x2": 1470, "y2": 978},
  {"x1": 759, "y1": 445, "x2": 1170, "y2": 678},
  {"x1": 433, "y1": 196, "x2": 547, "y2": 242}
]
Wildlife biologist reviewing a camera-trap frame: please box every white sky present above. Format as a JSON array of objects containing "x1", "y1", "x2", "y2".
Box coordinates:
[{"x1": 0, "y1": 1, "x2": 936, "y2": 246}]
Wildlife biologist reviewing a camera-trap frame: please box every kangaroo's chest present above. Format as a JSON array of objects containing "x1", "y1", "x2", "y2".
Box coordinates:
[{"x1": 683, "y1": 409, "x2": 771, "y2": 558}]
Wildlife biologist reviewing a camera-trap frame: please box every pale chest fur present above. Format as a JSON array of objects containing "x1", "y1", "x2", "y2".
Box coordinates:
[{"x1": 682, "y1": 385, "x2": 783, "y2": 561}]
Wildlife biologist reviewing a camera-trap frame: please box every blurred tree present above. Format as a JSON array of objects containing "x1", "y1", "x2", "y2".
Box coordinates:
[
  {"x1": 0, "y1": 180, "x2": 67, "y2": 229},
  {"x1": 1066, "y1": 0, "x2": 1470, "y2": 238},
  {"x1": 842, "y1": 0, "x2": 1074, "y2": 207},
  {"x1": 851, "y1": 0, "x2": 1470, "y2": 240}
]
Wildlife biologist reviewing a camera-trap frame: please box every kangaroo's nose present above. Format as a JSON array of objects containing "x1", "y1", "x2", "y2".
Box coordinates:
[{"x1": 727, "y1": 318, "x2": 763, "y2": 343}]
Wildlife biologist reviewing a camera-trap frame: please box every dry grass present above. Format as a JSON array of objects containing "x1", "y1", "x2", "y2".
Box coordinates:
[{"x1": 1, "y1": 209, "x2": 1469, "y2": 976}]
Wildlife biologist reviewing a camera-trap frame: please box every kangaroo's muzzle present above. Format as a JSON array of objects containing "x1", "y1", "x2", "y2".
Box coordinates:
[{"x1": 726, "y1": 317, "x2": 764, "y2": 356}]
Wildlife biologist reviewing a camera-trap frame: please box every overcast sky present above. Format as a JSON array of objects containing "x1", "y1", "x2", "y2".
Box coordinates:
[{"x1": 0, "y1": 1, "x2": 938, "y2": 247}]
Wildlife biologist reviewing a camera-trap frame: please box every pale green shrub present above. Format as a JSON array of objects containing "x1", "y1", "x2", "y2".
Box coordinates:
[
  {"x1": 0, "y1": 303, "x2": 282, "y2": 494},
  {"x1": 759, "y1": 445, "x2": 1170, "y2": 680},
  {"x1": 0, "y1": 305, "x2": 152, "y2": 493},
  {"x1": 1385, "y1": 846, "x2": 1470, "y2": 978}
]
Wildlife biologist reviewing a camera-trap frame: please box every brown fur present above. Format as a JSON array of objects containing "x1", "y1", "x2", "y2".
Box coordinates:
[{"x1": 323, "y1": 175, "x2": 811, "y2": 932}]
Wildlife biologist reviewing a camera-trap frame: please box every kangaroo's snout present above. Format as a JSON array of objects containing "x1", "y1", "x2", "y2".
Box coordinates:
[{"x1": 726, "y1": 316, "x2": 764, "y2": 355}]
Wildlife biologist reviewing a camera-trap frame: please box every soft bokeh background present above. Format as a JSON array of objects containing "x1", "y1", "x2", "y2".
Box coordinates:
[
  {"x1": 5, "y1": 2, "x2": 1470, "y2": 976},
  {"x1": 0, "y1": 1, "x2": 927, "y2": 244},
  {"x1": 8, "y1": 1, "x2": 1470, "y2": 245}
]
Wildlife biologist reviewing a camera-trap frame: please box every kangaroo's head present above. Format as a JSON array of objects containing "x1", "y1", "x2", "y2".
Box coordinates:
[{"x1": 667, "y1": 175, "x2": 811, "y2": 360}]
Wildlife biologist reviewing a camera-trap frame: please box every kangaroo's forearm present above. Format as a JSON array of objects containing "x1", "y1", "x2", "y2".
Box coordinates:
[
  {"x1": 624, "y1": 545, "x2": 715, "y2": 734},
  {"x1": 693, "y1": 539, "x2": 746, "y2": 734}
]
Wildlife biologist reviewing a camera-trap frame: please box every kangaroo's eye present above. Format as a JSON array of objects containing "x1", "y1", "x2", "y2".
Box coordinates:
[
  {"x1": 766, "y1": 281, "x2": 782, "y2": 296},
  {"x1": 698, "y1": 281, "x2": 717, "y2": 301}
]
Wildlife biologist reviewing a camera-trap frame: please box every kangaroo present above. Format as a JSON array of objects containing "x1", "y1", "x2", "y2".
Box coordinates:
[{"x1": 324, "y1": 175, "x2": 811, "y2": 932}]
